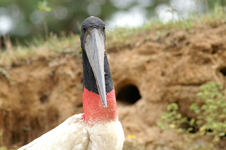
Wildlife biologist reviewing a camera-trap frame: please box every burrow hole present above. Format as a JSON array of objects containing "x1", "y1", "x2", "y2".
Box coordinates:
[
  {"x1": 40, "y1": 95, "x2": 48, "y2": 103},
  {"x1": 116, "y1": 84, "x2": 141, "y2": 105},
  {"x1": 220, "y1": 67, "x2": 226, "y2": 77}
]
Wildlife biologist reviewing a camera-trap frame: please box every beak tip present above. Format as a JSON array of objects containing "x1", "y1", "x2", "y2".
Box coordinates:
[{"x1": 103, "y1": 97, "x2": 107, "y2": 108}]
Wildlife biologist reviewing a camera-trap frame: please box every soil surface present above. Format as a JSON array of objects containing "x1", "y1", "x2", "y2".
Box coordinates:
[{"x1": 0, "y1": 24, "x2": 226, "y2": 150}]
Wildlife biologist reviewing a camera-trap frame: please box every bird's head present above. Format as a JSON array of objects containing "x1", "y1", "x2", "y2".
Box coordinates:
[
  {"x1": 80, "y1": 16, "x2": 106, "y2": 48},
  {"x1": 80, "y1": 16, "x2": 107, "y2": 108}
]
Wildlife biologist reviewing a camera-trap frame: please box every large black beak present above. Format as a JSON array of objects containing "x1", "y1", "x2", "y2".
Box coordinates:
[{"x1": 84, "y1": 28, "x2": 107, "y2": 108}]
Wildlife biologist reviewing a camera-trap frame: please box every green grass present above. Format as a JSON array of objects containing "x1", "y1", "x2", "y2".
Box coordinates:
[
  {"x1": 159, "y1": 82, "x2": 226, "y2": 149},
  {"x1": 0, "y1": 5, "x2": 225, "y2": 67},
  {"x1": 106, "y1": 5, "x2": 225, "y2": 48}
]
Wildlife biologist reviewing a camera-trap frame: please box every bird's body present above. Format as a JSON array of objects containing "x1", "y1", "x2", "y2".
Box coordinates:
[
  {"x1": 18, "y1": 114, "x2": 124, "y2": 150},
  {"x1": 19, "y1": 16, "x2": 124, "y2": 150}
]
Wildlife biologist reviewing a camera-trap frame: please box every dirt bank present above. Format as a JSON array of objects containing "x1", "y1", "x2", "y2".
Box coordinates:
[{"x1": 0, "y1": 23, "x2": 226, "y2": 149}]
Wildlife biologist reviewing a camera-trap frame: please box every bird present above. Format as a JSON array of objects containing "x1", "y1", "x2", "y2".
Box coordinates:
[{"x1": 18, "y1": 16, "x2": 124, "y2": 150}]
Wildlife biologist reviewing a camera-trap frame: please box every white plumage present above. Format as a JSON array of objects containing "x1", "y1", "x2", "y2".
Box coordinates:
[{"x1": 18, "y1": 114, "x2": 124, "y2": 150}]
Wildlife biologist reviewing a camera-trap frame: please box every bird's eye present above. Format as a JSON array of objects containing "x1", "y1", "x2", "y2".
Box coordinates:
[
  {"x1": 103, "y1": 27, "x2": 105, "y2": 30},
  {"x1": 83, "y1": 27, "x2": 86, "y2": 32}
]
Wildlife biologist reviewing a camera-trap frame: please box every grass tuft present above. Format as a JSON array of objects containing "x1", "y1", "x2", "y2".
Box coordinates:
[{"x1": 0, "y1": 34, "x2": 81, "y2": 68}]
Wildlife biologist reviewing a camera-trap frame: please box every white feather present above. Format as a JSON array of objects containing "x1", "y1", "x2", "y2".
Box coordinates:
[
  {"x1": 18, "y1": 114, "x2": 124, "y2": 150},
  {"x1": 87, "y1": 120, "x2": 124, "y2": 150}
]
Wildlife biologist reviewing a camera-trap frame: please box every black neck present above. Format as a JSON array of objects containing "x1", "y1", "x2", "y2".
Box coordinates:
[{"x1": 82, "y1": 50, "x2": 114, "y2": 94}]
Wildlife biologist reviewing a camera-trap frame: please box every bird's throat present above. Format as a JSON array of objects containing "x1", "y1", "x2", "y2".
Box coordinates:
[{"x1": 82, "y1": 87, "x2": 117, "y2": 123}]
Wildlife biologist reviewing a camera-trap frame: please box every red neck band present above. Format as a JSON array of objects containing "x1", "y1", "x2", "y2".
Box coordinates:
[{"x1": 82, "y1": 87, "x2": 117, "y2": 123}]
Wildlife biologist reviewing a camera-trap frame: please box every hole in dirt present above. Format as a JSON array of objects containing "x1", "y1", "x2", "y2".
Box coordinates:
[
  {"x1": 212, "y1": 44, "x2": 222, "y2": 54},
  {"x1": 40, "y1": 95, "x2": 48, "y2": 103},
  {"x1": 116, "y1": 84, "x2": 141, "y2": 105},
  {"x1": 77, "y1": 103, "x2": 83, "y2": 108},
  {"x1": 220, "y1": 67, "x2": 226, "y2": 76}
]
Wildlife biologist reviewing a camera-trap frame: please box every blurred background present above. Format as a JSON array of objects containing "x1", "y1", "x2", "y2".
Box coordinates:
[{"x1": 0, "y1": 0, "x2": 225, "y2": 46}]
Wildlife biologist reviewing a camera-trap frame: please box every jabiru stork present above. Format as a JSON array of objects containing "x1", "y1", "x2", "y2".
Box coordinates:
[{"x1": 18, "y1": 16, "x2": 124, "y2": 150}]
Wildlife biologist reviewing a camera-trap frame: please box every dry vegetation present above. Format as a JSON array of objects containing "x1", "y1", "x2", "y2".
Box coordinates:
[{"x1": 0, "y1": 6, "x2": 225, "y2": 68}]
